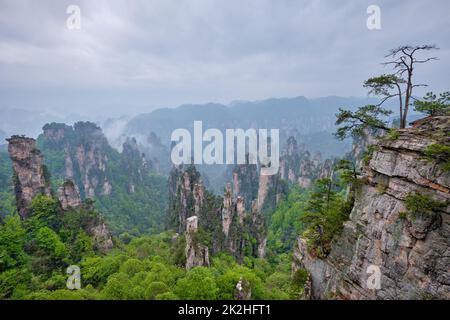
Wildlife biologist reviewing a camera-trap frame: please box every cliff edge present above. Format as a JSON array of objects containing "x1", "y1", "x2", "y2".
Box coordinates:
[{"x1": 293, "y1": 116, "x2": 450, "y2": 299}]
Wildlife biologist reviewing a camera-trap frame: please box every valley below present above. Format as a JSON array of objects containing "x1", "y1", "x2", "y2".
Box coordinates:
[{"x1": 0, "y1": 105, "x2": 448, "y2": 300}]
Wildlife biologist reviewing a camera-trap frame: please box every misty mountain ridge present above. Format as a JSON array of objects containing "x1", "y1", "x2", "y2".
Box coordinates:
[{"x1": 1, "y1": 95, "x2": 404, "y2": 160}]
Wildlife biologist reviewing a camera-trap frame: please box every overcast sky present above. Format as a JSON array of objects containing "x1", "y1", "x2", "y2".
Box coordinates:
[{"x1": 0, "y1": 0, "x2": 449, "y2": 117}]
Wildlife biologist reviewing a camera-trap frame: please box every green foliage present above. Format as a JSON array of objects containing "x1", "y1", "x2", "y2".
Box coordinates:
[
  {"x1": 0, "y1": 268, "x2": 30, "y2": 299},
  {"x1": 0, "y1": 156, "x2": 299, "y2": 302},
  {"x1": 70, "y1": 230, "x2": 95, "y2": 260},
  {"x1": 398, "y1": 211, "x2": 407, "y2": 220},
  {"x1": 144, "y1": 281, "x2": 169, "y2": 299},
  {"x1": 120, "y1": 258, "x2": 145, "y2": 276},
  {"x1": 155, "y1": 291, "x2": 179, "y2": 300},
  {"x1": 95, "y1": 172, "x2": 169, "y2": 235},
  {"x1": 263, "y1": 272, "x2": 290, "y2": 299},
  {"x1": 0, "y1": 223, "x2": 298, "y2": 300},
  {"x1": 171, "y1": 234, "x2": 187, "y2": 267},
  {"x1": 376, "y1": 183, "x2": 387, "y2": 195},
  {"x1": 404, "y1": 192, "x2": 446, "y2": 224},
  {"x1": 0, "y1": 190, "x2": 15, "y2": 220},
  {"x1": 423, "y1": 143, "x2": 450, "y2": 171},
  {"x1": 335, "y1": 159, "x2": 360, "y2": 190},
  {"x1": 37, "y1": 122, "x2": 170, "y2": 236},
  {"x1": 300, "y1": 178, "x2": 352, "y2": 258},
  {"x1": 290, "y1": 268, "x2": 309, "y2": 299},
  {"x1": 119, "y1": 232, "x2": 133, "y2": 244},
  {"x1": 292, "y1": 268, "x2": 308, "y2": 288},
  {"x1": 0, "y1": 151, "x2": 14, "y2": 219},
  {"x1": 190, "y1": 226, "x2": 211, "y2": 248},
  {"x1": 81, "y1": 254, "x2": 125, "y2": 287},
  {"x1": 335, "y1": 105, "x2": 392, "y2": 140},
  {"x1": 405, "y1": 193, "x2": 446, "y2": 214},
  {"x1": 414, "y1": 92, "x2": 450, "y2": 116},
  {"x1": 362, "y1": 145, "x2": 379, "y2": 166},
  {"x1": 175, "y1": 267, "x2": 218, "y2": 300},
  {"x1": 101, "y1": 272, "x2": 134, "y2": 299},
  {"x1": 60, "y1": 206, "x2": 98, "y2": 233},
  {"x1": 0, "y1": 214, "x2": 27, "y2": 271},
  {"x1": 269, "y1": 174, "x2": 354, "y2": 260},
  {"x1": 363, "y1": 74, "x2": 404, "y2": 96},
  {"x1": 25, "y1": 288, "x2": 97, "y2": 300}
]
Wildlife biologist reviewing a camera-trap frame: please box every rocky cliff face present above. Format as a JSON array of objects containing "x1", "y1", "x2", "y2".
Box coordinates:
[
  {"x1": 255, "y1": 136, "x2": 337, "y2": 213},
  {"x1": 256, "y1": 172, "x2": 282, "y2": 213},
  {"x1": 39, "y1": 122, "x2": 152, "y2": 200},
  {"x1": 221, "y1": 183, "x2": 267, "y2": 259},
  {"x1": 85, "y1": 213, "x2": 114, "y2": 253},
  {"x1": 168, "y1": 165, "x2": 267, "y2": 266},
  {"x1": 167, "y1": 165, "x2": 204, "y2": 233},
  {"x1": 293, "y1": 117, "x2": 450, "y2": 300},
  {"x1": 7, "y1": 136, "x2": 52, "y2": 218},
  {"x1": 40, "y1": 122, "x2": 113, "y2": 198},
  {"x1": 280, "y1": 136, "x2": 337, "y2": 189},
  {"x1": 57, "y1": 179, "x2": 113, "y2": 253},
  {"x1": 121, "y1": 137, "x2": 149, "y2": 193},
  {"x1": 185, "y1": 215, "x2": 210, "y2": 270},
  {"x1": 231, "y1": 154, "x2": 259, "y2": 211}
]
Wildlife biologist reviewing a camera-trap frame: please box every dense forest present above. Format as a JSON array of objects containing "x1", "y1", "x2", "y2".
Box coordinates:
[{"x1": 1, "y1": 86, "x2": 449, "y2": 300}]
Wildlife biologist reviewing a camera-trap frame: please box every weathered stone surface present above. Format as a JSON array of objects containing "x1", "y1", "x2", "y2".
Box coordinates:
[
  {"x1": 185, "y1": 215, "x2": 210, "y2": 270},
  {"x1": 251, "y1": 200, "x2": 267, "y2": 258},
  {"x1": 7, "y1": 136, "x2": 52, "y2": 218},
  {"x1": 293, "y1": 116, "x2": 450, "y2": 300},
  {"x1": 57, "y1": 180, "x2": 82, "y2": 210},
  {"x1": 222, "y1": 183, "x2": 234, "y2": 238},
  {"x1": 169, "y1": 165, "x2": 267, "y2": 261},
  {"x1": 41, "y1": 122, "x2": 150, "y2": 200},
  {"x1": 8, "y1": 134, "x2": 114, "y2": 253},
  {"x1": 232, "y1": 154, "x2": 258, "y2": 210},
  {"x1": 168, "y1": 165, "x2": 205, "y2": 233}
]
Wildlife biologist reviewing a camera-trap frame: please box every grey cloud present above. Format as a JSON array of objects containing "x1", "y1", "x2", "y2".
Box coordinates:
[{"x1": 0, "y1": 0, "x2": 448, "y2": 116}]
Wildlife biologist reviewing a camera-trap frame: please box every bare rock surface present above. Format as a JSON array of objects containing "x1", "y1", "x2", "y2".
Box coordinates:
[
  {"x1": 293, "y1": 117, "x2": 450, "y2": 299},
  {"x1": 7, "y1": 136, "x2": 52, "y2": 218}
]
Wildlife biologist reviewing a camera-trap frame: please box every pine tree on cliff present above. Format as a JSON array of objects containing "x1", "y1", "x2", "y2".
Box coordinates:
[{"x1": 335, "y1": 45, "x2": 439, "y2": 139}]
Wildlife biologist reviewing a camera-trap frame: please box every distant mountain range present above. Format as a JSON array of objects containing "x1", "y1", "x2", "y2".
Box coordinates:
[
  {"x1": 2, "y1": 95, "x2": 406, "y2": 159},
  {"x1": 123, "y1": 96, "x2": 396, "y2": 158}
]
